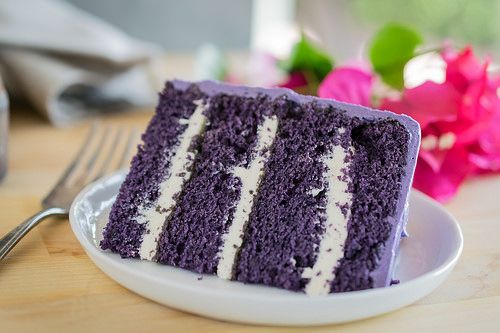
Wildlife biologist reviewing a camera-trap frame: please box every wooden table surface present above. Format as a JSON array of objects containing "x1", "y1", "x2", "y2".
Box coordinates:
[{"x1": 1, "y1": 100, "x2": 500, "y2": 332}]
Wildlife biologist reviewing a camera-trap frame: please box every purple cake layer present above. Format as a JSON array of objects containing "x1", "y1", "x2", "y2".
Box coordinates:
[
  {"x1": 155, "y1": 94, "x2": 273, "y2": 273},
  {"x1": 234, "y1": 99, "x2": 350, "y2": 291},
  {"x1": 101, "y1": 79, "x2": 420, "y2": 294},
  {"x1": 101, "y1": 84, "x2": 205, "y2": 257}
]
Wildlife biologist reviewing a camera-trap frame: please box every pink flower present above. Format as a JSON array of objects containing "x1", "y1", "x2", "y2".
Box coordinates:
[
  {"x1": 382, "y1": 81, "x2": 461, "y2": 128},
  {"x1": 279, "y1": 71, "x2": 308, "y2": 90},
  {"x1": 381, "y1": 46, "x2": 500, "y2": 202},
  {"x1": 318, "y1": 66, "x2": 374, "y2": 107}
]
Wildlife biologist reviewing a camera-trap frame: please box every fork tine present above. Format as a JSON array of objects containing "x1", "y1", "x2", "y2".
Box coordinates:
[
  {"x1": 117, "y1": 127, "x2": 138, "y2": 169},
  {"x1": 83, "y1": 126, "x2": 110, "y2": 177},
  {"x1": 42, "y1": 123, "x2": 98, "y2": 207},
  {"x1": 48, "y1": 123, "x2": 98, "y2": 190},
  {"x1": 91, "y1": 128, "x2": 124, "y2": 181}
]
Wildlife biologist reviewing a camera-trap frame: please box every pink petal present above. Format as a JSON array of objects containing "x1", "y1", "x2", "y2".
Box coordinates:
[
  {"x1": 413, "y1": 147, "x2": 472, "y2": 203},
  {"x1": 442, "y1": 46, "x2": 488, "y2": 93},
  {"x1": 468, "y1": 152, "x2": 500, "y2": 174},
  {"x1": 318, "y1": 66, "x2": 373, "y2": 107},
  {"x1": 469, "y1": 97, "x2": 500, "y2": 172},
  {"x1": 457, "y1": 71, "x2": 499, "y2": 123},
  {"x1": 279, "y1": 71, "x2": 308, "y2": 90},
  {"x1": 437, "y1": 120, "x2": 489, "y2": 146},
  {"x1": 380, "y1": 81, "x2": 460, "y2": 128},
  {"x1": 418, "y1": 143, "x2": 457, "y2": 174},
  {"x1": 478, "y1": 100, "x2": 500, "y2": 154},
  {"x1": 442, "y1": 70, "x2": 500, "y2": 148}
]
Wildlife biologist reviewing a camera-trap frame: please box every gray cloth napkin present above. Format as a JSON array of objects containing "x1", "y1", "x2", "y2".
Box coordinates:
[{"x1": 0, "y1": 0, "x2": 165, "y2": 126}]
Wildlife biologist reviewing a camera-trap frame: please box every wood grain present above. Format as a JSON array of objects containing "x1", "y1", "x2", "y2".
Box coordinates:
[{"x1": 1, "y1": 104, "x2": 499, "y2": 333}]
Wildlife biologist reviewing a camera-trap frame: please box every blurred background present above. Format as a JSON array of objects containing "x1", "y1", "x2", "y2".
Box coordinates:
[
  {"x1": 0, "y1": 0, "x2": 499, "y2": 129},
  {"x1": 67, "y1": 0, "x2": 500, "y2": 59}
]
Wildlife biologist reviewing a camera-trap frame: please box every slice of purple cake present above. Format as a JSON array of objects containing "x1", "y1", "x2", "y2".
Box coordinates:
[{"x1": 101, "y1": 80, "x2": 420, "y2": 295}]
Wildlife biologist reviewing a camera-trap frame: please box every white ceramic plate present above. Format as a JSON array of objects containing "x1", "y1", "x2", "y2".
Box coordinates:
[{"x1": 69, "y1": 170, "x2": 463, "y2": 326}]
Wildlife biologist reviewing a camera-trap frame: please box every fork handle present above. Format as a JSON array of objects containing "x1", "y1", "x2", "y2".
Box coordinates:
[{"x1": 0, "y1": 207, "x2": 67, "y2": 261}]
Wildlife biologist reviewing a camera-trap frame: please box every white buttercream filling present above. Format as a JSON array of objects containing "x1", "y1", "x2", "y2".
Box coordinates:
[
  {"x1": 217, "y1": 116, "x2": 279, "y2": 279},
  {"x1": 138, "y1": 100, "x2": 207, "y2": 260},
  {"x1": 301, "y1": 141, "x2": 353, "y2": 296}
]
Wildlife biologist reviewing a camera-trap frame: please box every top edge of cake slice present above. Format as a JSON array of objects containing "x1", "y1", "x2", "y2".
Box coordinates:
[{"x1": 101, "y1": 79, "x2": 420, "y2": 295}]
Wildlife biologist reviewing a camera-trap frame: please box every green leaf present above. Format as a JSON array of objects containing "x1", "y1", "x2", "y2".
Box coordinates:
[
  {"x1": 369, "y1": 23, "x2": 423, "y2": 89},
  {"x1": 279, "y1": 34, "x2": 334, "y2": 81}
]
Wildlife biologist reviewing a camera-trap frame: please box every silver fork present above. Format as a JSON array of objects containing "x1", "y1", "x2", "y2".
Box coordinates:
[{"x1": 0, "y1": 124, "x2": 137, "y2": 261}]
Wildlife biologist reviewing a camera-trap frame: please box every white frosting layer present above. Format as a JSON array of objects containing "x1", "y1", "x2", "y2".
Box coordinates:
[
  {"x1": 302, "y1": 141, "x2": 353, "y2": 296},
  {"x1": 138, "y1": 100, "x2": 207, "y2": 260},
  {"x1": 217, "y1": 116, "x2": 279, "y2": 279}
]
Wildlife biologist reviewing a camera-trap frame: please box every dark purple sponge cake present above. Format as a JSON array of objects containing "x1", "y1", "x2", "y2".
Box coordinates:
[{"x1": 101, "y1": 80, "x2": 420, "y2": 295}]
